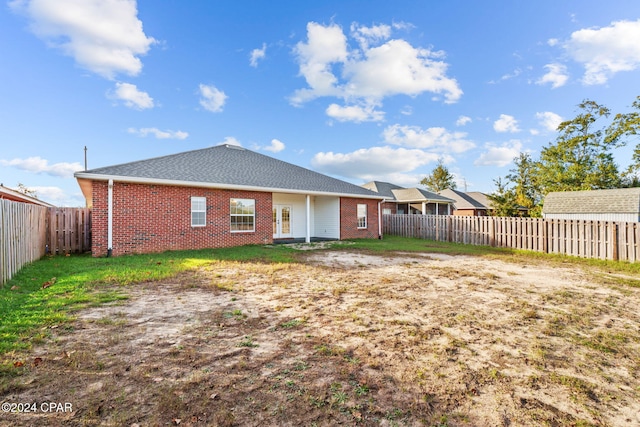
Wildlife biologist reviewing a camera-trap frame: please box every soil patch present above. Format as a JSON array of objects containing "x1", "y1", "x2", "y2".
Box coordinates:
[{"x1": 2, "y1": 250, "x2": 639, "y2": 426}]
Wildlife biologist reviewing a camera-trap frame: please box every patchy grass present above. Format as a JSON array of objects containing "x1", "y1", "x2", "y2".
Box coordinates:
[
  {"x1": 0, "y1": 245, "x2": 298, "y2": 354},
  {"x1": 1, "y1": 238, "x2": 639, "y2": 426}
]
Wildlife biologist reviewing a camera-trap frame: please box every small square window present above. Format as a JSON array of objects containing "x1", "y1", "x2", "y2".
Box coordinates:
[
  {"x1": 191, "y1": 197, "x2": 206, "y2": 227},
  {"x1": 230, "y1": 198, "x2": 255, "y2": 232}
]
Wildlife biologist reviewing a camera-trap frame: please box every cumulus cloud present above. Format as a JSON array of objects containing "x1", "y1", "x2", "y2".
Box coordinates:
[
  {"x1": 493, "y1": 114, "x2": 520, "y2": 133},
  {"x1": 474, "y1": 140, "x2": 522, "y2": 167},
  {"x1": 249, "y1": 43, "x2": 266, "y2": 67},
  {"x1": 456, "y1": 115, "x2": 472, "y2": 126},
  {"x1": 111, "y1": 82, "x2": 154, "y2": 109},
  {"x1": 326, "y1": 103, "x2": 385, "y2": 122},
  {"x1": 382, "y1": 124, "x2": 475, "y2": 153},
  {"x1": 262, "y1": 139, "x2": 285, "y2": 153},
  {"x1": 218, "y1": 136, "x2": 242, "y2": 147},
  {"x1": 312, "y1": 146, "x2": 441, "y2": 180},
  {"x1": 536, "y1": 111, "x2": 563, "y2": 132},
  {"x1": 564, "y1": 19, "x2": 640, "y2": 85},
  {"x1": 10, "y1": 0, "x2": 156, "y2": 79},
  {"x1": 290, "y1": 21, "x2": 462, "y2": 119},
  {"x1": 1, "y1": 156, "x2": 83, "y2": 178},
  {"x1": 199, "y1": 84, "x2": 227, "y2": 113},
  {"x1": 127, "y1": 127, "x2": 188, "y2": 139},
  {"x1": 537, "y1": 63, "x2": 569, "y2": 88}
]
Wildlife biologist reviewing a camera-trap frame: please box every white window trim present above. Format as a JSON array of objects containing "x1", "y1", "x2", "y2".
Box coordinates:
[
  {"x1": 191, "y1": 196, "x2": 206, "y2": 227},
  {"x1": 357, "y1": 204, "x2": 367, "y2": 229},
  {"x1": 230, "y1": 198, "x2": 256, "y2": 233}
]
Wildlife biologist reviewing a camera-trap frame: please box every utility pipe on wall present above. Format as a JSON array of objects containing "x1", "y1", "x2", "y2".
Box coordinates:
[
  {"x1": 305, "y1": 194, "x2": 311, "y2": 243},
  {"x1": 107, "y1": 179, "x2": 113, "y2": 257}
]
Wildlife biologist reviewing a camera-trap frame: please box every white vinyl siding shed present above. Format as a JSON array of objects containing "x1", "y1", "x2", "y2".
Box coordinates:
[{"x1": 542, "y1": 188, "x2": 640, "y2": 222}]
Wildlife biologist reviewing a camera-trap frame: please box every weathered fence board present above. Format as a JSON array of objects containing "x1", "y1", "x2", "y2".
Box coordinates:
[
  {"x1": 383, "y1": 214, "x2": 639, "y2": 262},
  {"x1": 0, "y1": 200, "x2": 47, "y2": 285},
  {"x1": 1, "y1": 203, "x2": 91, "y2": 285}
]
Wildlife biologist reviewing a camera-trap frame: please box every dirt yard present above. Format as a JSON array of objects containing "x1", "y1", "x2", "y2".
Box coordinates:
[{"x1": 1, "y1": 247, "x2": 639, "y2": 426}]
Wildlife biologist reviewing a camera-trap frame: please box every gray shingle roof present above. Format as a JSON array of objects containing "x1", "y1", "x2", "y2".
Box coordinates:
[
  {"x1": 438, "y1": 189, "x2": 489, "y2": 210},
  {"x1": 391, "y1": 188, "x2": 455, "y2": 203},
  {"x1": 543, "y1": 188, "x2": 640, "y2": 214},
  {"x1": 75, "y1": 144, "x2": 383, "y2": 198},
  {"x1": 361, "y1": 181, "x2": 405, "y2": 199},
  {"x1": 362, "y1": 181, "x2": 454, "y2": 203}
]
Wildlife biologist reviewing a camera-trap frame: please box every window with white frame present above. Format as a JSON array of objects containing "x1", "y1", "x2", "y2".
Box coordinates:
[
  {"x1": 357, "y1": 204, "x2": 367, "y2": 229},
  {"x1": 230, "y1": 198, "x2": 255, "y2": 232},
  {"x1": 191, "y1": 196, "x2": 206, "y2": 227}
]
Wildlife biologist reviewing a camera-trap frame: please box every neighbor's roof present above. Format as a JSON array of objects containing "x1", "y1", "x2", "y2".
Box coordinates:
[
  {"x1": 0, "y1": 184, "x2": 55, "y2": 207},
  {"x1": 542, "y1": 188, "x2": 640, "y2": 214},
  {"x1": 362, "y1": 181, "x2": 455, "y2": 203},
  {"x1": 391, "y1": 188, "x2": 455, "y2": 203},
  {"x1": 439, "y1": 189, "x2": 489, "y2": 210},
  {"x1": 74, "y1": 144, "x2": 384, "y2": 200},
  {"x1": 361, "y1": 181, "x2": 404, "y2": 199}
]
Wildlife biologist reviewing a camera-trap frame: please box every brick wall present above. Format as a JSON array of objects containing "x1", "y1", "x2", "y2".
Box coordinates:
[
  {"x1": 91, "y1": 181, "x2": 273, "y2": 257},
  {"x1": 381, "y1": 201, "x2": 397, "y2": 214},
  {"x1": 339, "y1": 198, "x2": 380, "y2": 240}
]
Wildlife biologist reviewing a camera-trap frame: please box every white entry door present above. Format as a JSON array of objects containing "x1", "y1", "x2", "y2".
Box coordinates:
[{"x1": 273, "y1": 205, "x2": 292, "y2": 238}]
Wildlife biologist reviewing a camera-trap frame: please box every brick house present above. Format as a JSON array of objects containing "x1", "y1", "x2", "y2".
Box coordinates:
[{"x1": 74, "y1": 144, "x2": 384, "y2": 257}]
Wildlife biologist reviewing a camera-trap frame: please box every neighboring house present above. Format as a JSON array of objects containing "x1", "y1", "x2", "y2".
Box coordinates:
[
  {"x1": 438, "y1": 188, "x2": 490, "y2": 216},
  {"x1": 542, "y1": 188, "x2": 640, "y2": 222},
  {"x1": 0, "y1": 184, "x2": 54, "y2": 207},
  {"x1": 74, "y1": 144, "x2": 385, "y2": 257},
  {"x1": 362, "y1": 181, "x2": 455, "y2": 215}
]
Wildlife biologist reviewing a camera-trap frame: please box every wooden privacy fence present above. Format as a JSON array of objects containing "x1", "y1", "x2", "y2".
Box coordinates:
[
  {"x1": 0, "y1": 201, "x2": 91, "y2": 285},
  {"x1": 383, "y1": 214, "x2": 640, "y2": 262},
  {"x1": 1, "y1": 199, "x2": 47, "y2": 285}
]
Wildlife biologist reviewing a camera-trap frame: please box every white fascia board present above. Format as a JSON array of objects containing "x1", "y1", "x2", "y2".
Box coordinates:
[{"x1": 73, "y1": 173, "x2": 386, "y2": 200}]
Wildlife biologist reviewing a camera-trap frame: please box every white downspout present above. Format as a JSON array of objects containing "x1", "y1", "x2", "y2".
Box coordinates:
[
  {"x1": 107, "y1": 179, "x2": 113, "y2": 257},
  {"x1": 378, "y1": 200, "x2": 383, "y2": 239},
  {"x1": 305, "y1": 194, "x2": 311, "y2": 243}
]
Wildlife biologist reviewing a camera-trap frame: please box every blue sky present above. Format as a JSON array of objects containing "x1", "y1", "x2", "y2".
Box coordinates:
[{"x1": 2, "y1": 0, "x2": 640, "y2": 206}]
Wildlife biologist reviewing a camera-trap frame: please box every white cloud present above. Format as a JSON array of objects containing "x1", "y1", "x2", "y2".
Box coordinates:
[
  {"x1": 127, "y1": 127, "x2": 188, "y2": 140},
  {"x1": 547, "y1": 38, "x2": 559, "y2": 47},
  {"x1": 537, "y1": 63, "x2": 569, "y2": 88},
  {"x1": 10, "y1": 0, "x2": 156, "y2": 79},
  {"x1": 493, "y1": 114, "x2": 520, "y2": 133},
  {"x1": 29, "y1": 186, "x2": 84, "y2": 206},
  {"x1": 563, "y1": 19, "x2": 640, "y2": 85},
  {"x1": 218, "y1": 136, "x2": 242, "y2": 147},
  {"x1": 199, "y1": 84, "x2": 227, "y2": 113},
  {"x1": 326, "y1": 103, "x2": 384, "y2": 123},
  {"x1": 1, "y1": 156, "x2": 82, "y2": 178},
  {"x1": 382, "y1": 124, "x2": 475, "y2": 153},
  {"x1": 311, "y1": 146, "x2": 441, "y2": 180},
  {"x1": 456, "y1": 115, "x2": 472, "y2": 126},
  {"x1": 536, "y1": 111, "x2": 563, "y2": 132},
  {"x1": 474, "y1": 140, "x2": 522, "y2": 167},
  {"x1": 290, "y1": 21, "x2": 462, "y2": 116},
  {"x1": 249, "y1": 43, "x2": 266, "y2": 67},
  {"x1": 350, "y1": 22, "x2": 391, "y2": 49},
  {"x1": 111, "y1": 82, "x2": 154, "y2": 109},
  {"x1": 263, "y1": 139, "x2": 285, "y2": 153}
]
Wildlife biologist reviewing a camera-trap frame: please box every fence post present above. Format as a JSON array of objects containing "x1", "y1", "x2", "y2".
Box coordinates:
[{"x1": 613, "y1": 223, "x2": 619, "y2": 261}]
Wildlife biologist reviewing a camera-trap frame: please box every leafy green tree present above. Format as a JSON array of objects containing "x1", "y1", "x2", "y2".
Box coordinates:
[
  {"x1": 421, "y1": 159, "x2": 456, "y2": 192},
  {"x1": 506, "y1": 152, "x2": 539, "y2": 216},
  {"x1": 487, "y1": 178, "x2": 519, "y2": 217},
  {"x1": 535, "y1": 100, "x2": 621, "y2": 193}
]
